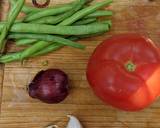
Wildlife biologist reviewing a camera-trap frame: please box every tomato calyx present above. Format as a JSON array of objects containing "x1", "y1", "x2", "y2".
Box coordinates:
[{"x1": 125, "y1": 61, "x2": 136, "y2": 72}]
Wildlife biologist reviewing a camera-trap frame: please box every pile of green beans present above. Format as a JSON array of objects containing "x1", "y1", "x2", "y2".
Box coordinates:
[
  {"x1": 0, "y1": 0, "x2": 113, "y2": 63},
  {"x1": 0, "y1": 0, "x2": 24, "y2": 53}
]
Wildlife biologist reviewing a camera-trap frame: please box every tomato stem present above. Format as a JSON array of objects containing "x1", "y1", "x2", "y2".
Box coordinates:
[{"x1": 125, "y1": 61, "x2": 136, "y2": 72}]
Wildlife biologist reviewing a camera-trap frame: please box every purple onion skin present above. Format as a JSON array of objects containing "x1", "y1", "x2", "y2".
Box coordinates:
[{"x1": 28, "y1": 69, "x2": 69, "y2": 104}]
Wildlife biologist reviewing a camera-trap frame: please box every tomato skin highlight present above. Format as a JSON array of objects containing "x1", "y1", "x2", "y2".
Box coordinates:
[{"x1": 87, "y1": 34, "x2": 160, "y2": 111}]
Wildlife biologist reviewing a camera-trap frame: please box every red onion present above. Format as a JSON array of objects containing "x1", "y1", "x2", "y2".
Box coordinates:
[
  {"x1": 32, "y1": 0, "x2": 50, "y2": 8},
  {"x1": 28, "y1": 69, "x2": 69, "y2": 104}
]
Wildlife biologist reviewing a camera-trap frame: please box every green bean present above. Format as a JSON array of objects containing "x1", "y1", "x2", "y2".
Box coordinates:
[
  {"x1": 8, "y1": 0, "x2": 15, "y2": 18},
  {"x1": 31, "y1": 0, "x2": 86, "y2": 25},
  {"x1": 31, "y1": 35, "x2": 80, "y2": 57},
  {"x1": 0, "y1": 31, "x2": 111, "y2": 63},
  {"x1": 15, "y1": 20, "x2": 111, "y2": 47},
  {"x1": 30, "y1": 10, "x2": 112, "y2": 25},
  {"x1": 0, "y1": 28, "x2": 111, "y2": 63},
  {"x1": 33, "y1": 36, "x2": 80, "y2": 56},
  {"x1": 35, "y1": 35, "x2": 79, "y2": 53},
  {"x1": 20, "y1": 41, "x2": 52, "y2": 59},
  {"x1": 31, "y1": 31, "x2": 109, "y2": 57},
  {"x1": 0, "y1": 52, "x2": 22, "y2": 63},
  {"x1": 72, "y1": 21, "x2": 112, "y2": 39},
  {"x1": 0, "y1": 43, "x2": 61, "y2": 63},
  {"x1": 9, "y1": 0, "x2": 15, "y2": 6},
  {"x1": 0, "y1": 0, "x2": 113, "y2": 64},
  {"x1": 15, "y1": 39, "x2": 37, "y2": 46},
  {"x1": 11, "y1": 0, "x2": 37, "y2": 13},
  {"x1": 0, "y1": 36, "x2": 80, "y2": 63},
  {"x1": 30, "y1": 16, "x2": 64, "y2": 24},
  {"x1": 8, "y1": 33, "x2": 85, "y2": 49},
  {"x1": 0, "y1": 41, "x2": 51, "y2": 63},
  {"x1": 73, "y1": 18, "x2": 97, "y2": 25},
  {"x1": 59, "y1": 0, "x2": 113, "y2": 25},
  {"x1": 24, "y1": 3, "x2": 76, "y2": 22},
  {"x1": 67, "y1": 27, "x2": 110, "y2": 40},
  {"x1": 9, "y1": 0, "x2": 27, "y2": 14},
  {"x1": 0, "y1": 23, "x2": 109, "y2": 35},
  {"x1": 12, "y1": 0, "x2": 76, "y2": 14},
  {"x1": 85, "y1": 10, "x2": 113, "y2": 18},
  {"x1": 0, "y1": 0, "x2": 24, "y2": 53},
  {"x1": 25, "y1": 0, "x2": 92, "y2": 14},
  {"x1": 101, "y1": 20, "x2": 112, "y2": 27},
  {"x1": 91, "y1": 20, "x2": 112, "y2": 27},
  {"x1": 0, "y1": 43, "x2": 60, "y2": 63},
  {"x1": 33, "y1": 44, "x2": 63, "y2": 57}
]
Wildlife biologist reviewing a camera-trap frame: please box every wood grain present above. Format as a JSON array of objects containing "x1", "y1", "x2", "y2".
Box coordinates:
[
  {"x1": 0, "y1": 0, "x2": 160, "y2": 128},
  {"x1": 0, "y1": 0, "x2": 9, "y2": 113}
]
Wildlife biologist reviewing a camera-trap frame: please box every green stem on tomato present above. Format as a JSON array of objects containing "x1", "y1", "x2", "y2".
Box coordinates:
[{"x1": 125, "y1": 61, "x2": 136, "y2": 72}]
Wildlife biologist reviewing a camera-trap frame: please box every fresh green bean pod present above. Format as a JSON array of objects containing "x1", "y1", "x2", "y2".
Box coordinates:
[
  {"x1": 91, "y1": 20, "x2": 112, "y2": 27},
  {"x1": 9, "y1": 0, "x2": 30, "y2": 14},
  {"x1": 0, "y1": 0, "x2": 113, "y2": 64},
  {"x1": 31, "y1": 0, "x2": 86, "y2": 25},
  {"x1": 33, "y1": 44, "x2": 63, "y2": 57},
  {"x1": 0, "y1": 26, "x2": 112, "y2": 64},
  {"x1": 24, "y1": 3, "x2": 76, "y2": 22},
  {"x1": 8, "y1": 33, "x2": 85, "y2": 49},
  {"x1": 33, "y1": 36, "x2": 80, "y2": 56},
  {"x1": 11, "y1": 0, "x2": 39, "y2": 13},
  {"x1": 30, "y1": 16, "x2": 64, "y2": 24},
  {"x1": 32, "y1": 0, "x2": 86, "y2": 24},
  {"x1": 16, "y1": 39, "x2": 37, "y2": 46},
  {"x1": 16, "y1": 37, "x2": 80, "y2": 57},
  {"x1": 59, "y1": 0, "x2": 113, "y2": 25},
  {"x1": 20, "y1": 41, "x2": 52, "y2": 59},
  {"x1": 85, "y1": 10, "x2": 113, "y2": 18},
  {"x1": 31, "y1": 10, "x2": 112, "y2": 24},
  {"x1": 12, "y1": 0, "x2": 76, "y2": 14},
  {"x1": 0, "y1": 41, "x2": 51, "y2": 63},
  {"x1": 9, "y1": 0, "x2": 15, "y2": 6},
  {"x1": 0, "y1": 31, "x2": 112, "y2": 63},
  {"x1": 0, "y1": 36, "x2": 80, "y2": 63},
  {"x1": 73, "y1": 18, "x2": 97, "y2": 25},
  {"x1": 0, "y1": 52, "x2": 22, "y2": 63},
  {"x1": 0, "y1": 43, "x2": 61, "y2": 63},
  {"x1": 0, "y1": 0, "x2": 24, "y2": 53},
  {"x1": 101, "y1": 20, "x2": 112, "y2": 27},
  {"x1": 0, "y1": 23, "x2": 109, "y2": 35},
  {"x1": 35, "y1": 32, "x2": 106, "y2": 54}
]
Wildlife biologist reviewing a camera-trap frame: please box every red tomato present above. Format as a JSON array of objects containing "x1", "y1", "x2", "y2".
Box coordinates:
[{"x1": 87, "y1": 34, "x2": 160, "y2": 111}]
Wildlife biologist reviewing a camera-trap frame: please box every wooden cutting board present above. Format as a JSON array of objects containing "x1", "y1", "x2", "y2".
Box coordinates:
[{"x1": 0, "y1": 0, "x2": 160, "y2": 128}]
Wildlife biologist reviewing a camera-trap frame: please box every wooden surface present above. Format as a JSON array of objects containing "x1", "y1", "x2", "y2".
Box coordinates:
[{"x1": 0, "y1": 0, "x2": 160, "y2": 128}]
